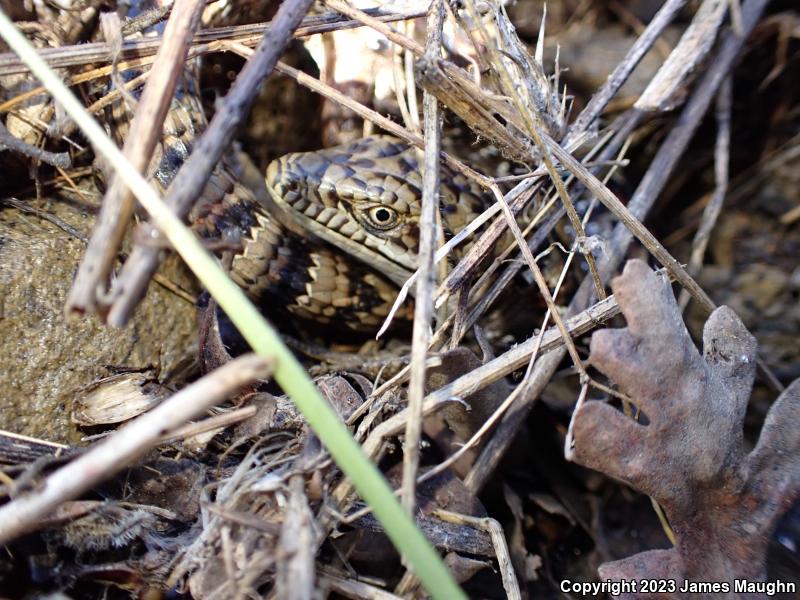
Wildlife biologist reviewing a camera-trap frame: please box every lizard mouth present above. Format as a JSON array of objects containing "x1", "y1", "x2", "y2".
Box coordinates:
[{"x1": 266, "y1": 184, "x2": 416, "y2": 291}]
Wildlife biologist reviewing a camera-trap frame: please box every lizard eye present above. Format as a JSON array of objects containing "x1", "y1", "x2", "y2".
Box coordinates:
[{"x1": 366, "y1": 206, "x2": 399, "y2": 230}]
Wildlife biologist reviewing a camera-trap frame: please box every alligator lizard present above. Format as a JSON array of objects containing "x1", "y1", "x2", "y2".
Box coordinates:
[
  {"x1": 102, "y1": 42, "x2": 489, "y2": 333},
  {"x1": 234, "y1": 136, "x2": 489, "y2": 331}
]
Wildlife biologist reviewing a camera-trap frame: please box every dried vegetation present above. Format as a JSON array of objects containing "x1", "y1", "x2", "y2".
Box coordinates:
[{"x1": 0, "y1": 0, "x2": 798, "y2": 598}]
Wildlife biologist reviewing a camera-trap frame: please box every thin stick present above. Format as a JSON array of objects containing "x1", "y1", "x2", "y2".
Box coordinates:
[
  {"x1": 465, "y1": 0, "x2": 771, "y2": 493},
  {"x1": 436, "y1": 128, "x2": 631, "y2": 352},
  {"x1": 331, "y1": 295, "x2": 622, "y2": 524},
  {"x1": 0, "y1": 7, "x2": 428, "y2": 76},
  {"x1": 541, "y1": 122, "x2": 716, "y2": 312},
  {"x1": 159, "y1": 405, "x2": 258, "y2": 444},
  {"x1": 320, "y1": 573, "x2": 404, "y2": 599},
  {"x1": 437, "y1": 0, "x2": 686, "y2": 300},
  {"x1": 462, "y1": 0, "x2": 606, "y2": 303},
  {"x1": 429, "y1": 11, "x2": 704, "y2": 310},
  {"x1": 403, "y1": 28, "x2": 420, "y2": 133},
  {"x1": 0, "y1": 354, "x2": 271, "y2": 543},
  {"x1": 273, "y1": 58, "x2": 423, "y2": 147},
  {"x1": 104, "y1": 0, "x2": 317, "y2": 325},
  {"x1": 67, "y1": 0, "x2": 203, "y2": 315},
  {"x1": 392, "y1": 43, "x2": 415, "y2": 132},
  {"x1": 437, "y1": 178, "x2": 543, "y2": 298},
  {"x1": 361, "y1": 294, "x2": 622, "y2": 460},
  {"x1": 276, "y1": 475, "x2": 316, "y2": 600},
  {"x1": 487, "y1": 181, "x2": 587, "y2": 377},
  {"x1": 323, "y1": 0, "x2": 423, "y2": 56},
  {"x1": 566, "y1": 0, "x2": 687, "y2": 141},
  {"x1": 635, "y1": 0, "x2": 729, "y2": 112},
  {"x1": 452, "y1": 122, "x2": 635, "y2": 345},
  {"x1": 433, "y1": 510, "x2": 521, "y2": 600},
  {"x1": 679, "y1": 76, "x2": 732, "y2": 311},
  {"x1": 0, "y1": 429, "x2": 70, "y2": 466},
  {"x1": 0, "y1": 55, "x2": 157, "y2": 114},
  {"x1": 271, "y1": 55, "x2": 496, "y2": 194},
  {"x1": 0, "y1": 120, "x2": 70, "y2": 168},
  {"x1": 422, "y1": 205, "x2": 589, "y2": 484},
  {"x1": 0, "y1": 10, "x2": 467, "y2": 598},
  {"x1": 401, "y1": 0, "x2": 445, "y2": 517}
]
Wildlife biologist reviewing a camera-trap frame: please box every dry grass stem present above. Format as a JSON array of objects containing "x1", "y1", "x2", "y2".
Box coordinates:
[
  {"x1": 105, "y1": 0, "x2": 317, "y2": 326},
  {"x1": 635, "y1": 0, "x2": 729, "y2": 111},
  {"x1": 0, "y1": 354, "x2": 271, "y2": 544},
  {"x1": 434, "y1": 0, "x2": 686, "y2": 305},
  {"x1": 0, "y1": 430, "x2": 70, "y2": 467},
  {"x1": 679, "y1": 76, "x2": 732, "y2": 310},
  {"x1": 565, "y1": 0, "x2": 687, "y2": 139},
  {"x1": 0, "y1": 120, "x2": 70, "y2": 167},
  {"x1": 466, "y1": 0, "x2": 772, "y2": 492},
  {"x1": 461, "y1": 0, "x2": 606, "y2": 303},
  {"x1": 0, "y1": 6, "x2": 428, "y2": 76},
  {"x1": 434, "y1": 510, "x2": 521, "y2": 600},
  {"x1": 320, "y1": 573, "x2": 404, "y2": 599},
  {"x1": 67, "y1": 0, "x2": 203, "y2": 315},
  {"x1": 361, "y1": 292, "x2": 622, "y2": 468},
  {"x1": 401, "y1": 0, "x2": 446, "y2": 517},
  {"x1": 323, "y1": 0, "x2": 424, "y2": 56},
  {"x1": 445, "y1": 127, "x2": 631, "y2": 350},
  {"x1": 272, "y1": 59, "x2": 421, "y2": 148},
  {"x1": 158, "y1": 405, "x2": 258, "y2": 444},
  {"x1": 275, "y1": 475, "x2": 316, "y2": 599}
]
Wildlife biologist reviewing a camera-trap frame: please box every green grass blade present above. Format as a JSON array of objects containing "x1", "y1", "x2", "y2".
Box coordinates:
[{"x1": 0, "y1": 10, "x2": 465, "y2": 599}]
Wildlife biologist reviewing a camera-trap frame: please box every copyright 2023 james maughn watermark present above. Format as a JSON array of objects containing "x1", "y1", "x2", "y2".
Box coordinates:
[{"x1": 560, "y1": 578, "x2": 797, "y2": 597}]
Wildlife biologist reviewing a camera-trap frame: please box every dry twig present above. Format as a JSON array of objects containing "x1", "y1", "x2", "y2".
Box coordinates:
[
  {"x1": 465, "y1": 0, "x2": 772, "y2": 492},
  {"x1": 434, "y1": 509, "x2": 521, "y2": 600},
  {"x1": 679, "y1": 76, "x2": 733, "y2": 311},
  {"x1": 67, "y1": 0, "x2": 203, "y2": 315},
  {"x1": 105, "y1": 0, "x2": 317, "y2": 325},
  {"x1": 0, "y1": 7, "x2": 427, "y2": 76},
  {"x1": 401, "y1": 0, "x2": 446, "y2": 517},
  {"x1": 0, "y1": 119, "x2": 70, "y2": 167},
  {"x1": 0, "y1": 354, "x2": 271, "y2": 544}
]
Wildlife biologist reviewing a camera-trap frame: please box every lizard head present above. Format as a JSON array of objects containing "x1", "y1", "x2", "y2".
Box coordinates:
[
  {"x1": 265, "y1": 135, "x2": 486, "y2": 289},
  {"x1": 265, "y1": 136, "x2": 422, "y2": 287}
]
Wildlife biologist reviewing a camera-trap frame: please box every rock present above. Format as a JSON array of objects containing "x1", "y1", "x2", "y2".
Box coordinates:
[{"x1": 0, "y1": 201, "x2": 197, "y2": 444}]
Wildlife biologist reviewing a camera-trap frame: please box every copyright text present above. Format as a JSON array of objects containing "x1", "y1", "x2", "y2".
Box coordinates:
[{"x1": 560, "y1": 578, "x2": 796, "y2": 597}]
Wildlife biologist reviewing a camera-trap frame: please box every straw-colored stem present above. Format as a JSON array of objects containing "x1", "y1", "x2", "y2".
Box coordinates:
[{"x1": 0, "y1": 10, "x2": 464, "y2": 599}]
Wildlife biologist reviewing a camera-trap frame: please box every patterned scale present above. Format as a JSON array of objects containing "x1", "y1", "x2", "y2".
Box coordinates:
[
  {"x1": 103, "y1": 29, "x2": 490, "y2": 332},
  {"x1": 247, "y1": 136, "x2": 490, "y2": 329}
]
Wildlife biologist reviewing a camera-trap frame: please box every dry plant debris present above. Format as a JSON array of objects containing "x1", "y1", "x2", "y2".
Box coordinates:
[
  {"x1": 0, "y1": 0, "x2": 798, "y2": 597},
  {"x1": 572, "y1": 259, "x2": 800, "y2": 596}
]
